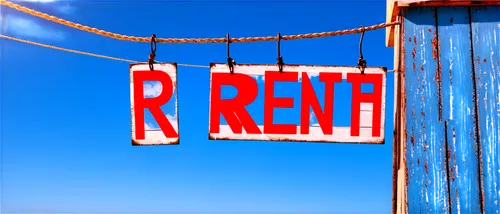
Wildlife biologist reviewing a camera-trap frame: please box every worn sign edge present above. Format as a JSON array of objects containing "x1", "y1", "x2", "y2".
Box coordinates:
[{"x1": 208, "y1": 132, "x2": 385, "y2": 144}]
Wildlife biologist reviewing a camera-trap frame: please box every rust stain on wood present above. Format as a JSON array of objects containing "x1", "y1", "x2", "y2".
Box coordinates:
[
  {"x1": 436, "y1": 60, "x2": 443, "y2": 122},
  {"x1": 424, "y1": 162, "x2": 429, "y2": 175},
  {"x1": 432, "y1": 34, "x2": 439, "y2": 59},
  {"x1": 405, "y1": 166, "x2": 410, "y2": 185},
  {"x1": 410, "y1": 126, "x2": 416, "y2": 148}
]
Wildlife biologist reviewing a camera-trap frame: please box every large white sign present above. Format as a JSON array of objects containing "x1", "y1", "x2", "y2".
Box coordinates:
[{"x1": 208, "y1": 64, "x2": 386, "y2": 144}]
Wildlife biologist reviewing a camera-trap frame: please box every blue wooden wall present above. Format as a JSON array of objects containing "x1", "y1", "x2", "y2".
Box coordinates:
[{"x1": 401, "y1": 6, "x2": 499, "y2": 214}]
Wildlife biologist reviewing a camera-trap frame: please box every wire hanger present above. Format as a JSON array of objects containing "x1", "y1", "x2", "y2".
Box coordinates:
[
  {"x1": 148, "y1": 34, "x2": 157, "y2": 70},
  {"x1": 226, "y1": 33, "x2": 236, "y2": 74},
  {"x1": 357, "y1": 26, "x2": 367, "y2": 74},
  {"x1": 277, "y1": 32, "x2": 284, "y2": 73}
]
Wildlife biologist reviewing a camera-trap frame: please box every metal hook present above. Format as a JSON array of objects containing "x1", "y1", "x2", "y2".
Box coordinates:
[
  {"x1": 277, "y1": 32, "x2": 284, "y2": 73},
  {"x1": 226, "y1": 33, "x2": 236, "y2": 74},
  {"x1": 357, "y1": 26, "x2": 367, "y2": 74},
  {"x1": 148, "y1": 34, "x2": 157, "y2": 71}
]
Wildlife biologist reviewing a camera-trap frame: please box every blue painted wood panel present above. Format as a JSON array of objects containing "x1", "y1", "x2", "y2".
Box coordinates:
[
  {"x1": 403, "y1": 7, "x2": 450, "y2": 213},
  {"x1": 400, "y1": 5, "x2": 500, "y2": 213},
  {"x1": 471, "y1": 6, "x2": 500, "y2": 214},
  {"x1": 437, "y1": 7, "x2": 482, "y2": 214}
]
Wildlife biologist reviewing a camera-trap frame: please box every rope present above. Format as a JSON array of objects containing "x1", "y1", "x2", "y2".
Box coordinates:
[
  {"x1": 0, "y1": 34, "x2": 210, "y2": 68},
  {"x1": 0, "y1": 0, "x2": 400, "y2": 44}
]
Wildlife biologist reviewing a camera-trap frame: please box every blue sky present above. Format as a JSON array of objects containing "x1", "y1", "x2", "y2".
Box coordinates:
[{"x1": 1, "y1": 0, "x2": 395, "y2": 213}]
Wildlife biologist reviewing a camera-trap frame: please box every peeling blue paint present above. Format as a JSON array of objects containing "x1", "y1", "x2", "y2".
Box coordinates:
[
  {"x1": 401, "y1": 5, "x2": 500, "y2": 214},
  {"x1": 471, "y1": 6, "x2": 500, "y2": 214},
  {"x1": 403, "y1": 7, "x2": 449, "y2": 213},
  {"x1": 437, "y1": 6, "x2": 482, "y2": 214}
]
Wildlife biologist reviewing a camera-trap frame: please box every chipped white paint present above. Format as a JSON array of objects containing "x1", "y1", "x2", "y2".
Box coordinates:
[
  {"x1": 209, "y1": 64, "x2": 387, "y2": 144},
  {"x1": 130, "y1": 63, "x2": 179, "y2": 145}
]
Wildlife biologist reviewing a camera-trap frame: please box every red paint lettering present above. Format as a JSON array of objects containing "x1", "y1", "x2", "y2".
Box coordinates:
[
  {"x1": 209, "y1": 73, "x2": 261, "y2": 134},
  {"x1": 300, "y1": 72, "x2": 342, "y2": 135},
  {"x1": 347, "y1": 73, "x2": 383, "y2": 137},
  {"x1": 264, "y1": 71, "x2": 298, "y2": 134},
  {"x1": 133, "y1": 70, "x2": 178, "y2": 140}
]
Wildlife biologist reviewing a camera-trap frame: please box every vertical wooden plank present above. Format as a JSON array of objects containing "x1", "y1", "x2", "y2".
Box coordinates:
[
  {"x1": 437, "y1": 7, "x2": 482, "y2": 214},
  {"x1": 471, "y1": 6, "x2": 500, "y2": 214},
  {"x1": 392, "y1": 20, "x2": 401, "y2": 214},
  {"x1": 402, "y1": 7, "x2": 450, "y2": 213},
  {"x1": 399, "y1": 22, "x2": 409, "y2": 213}
]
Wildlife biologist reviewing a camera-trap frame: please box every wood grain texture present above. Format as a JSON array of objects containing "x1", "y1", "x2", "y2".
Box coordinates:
[
  {"x1": 437, "y1": 6, "x2": 482, "y2": 214},
  {"x1": 397, "y1": 4, "x2": 500, "y2": 214},
  {"x1": 393, "y1": 18, "x2": 408, "y2": 214},
  {"x1": 402, "y1": 7, "x2": 450, "y2": 213},
  {"x1": 471, "y1": 6, "x2": 500, "y2": 213}
]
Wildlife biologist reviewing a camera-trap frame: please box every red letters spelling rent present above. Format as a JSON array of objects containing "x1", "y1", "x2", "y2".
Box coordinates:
[{"x1": 209, "y1": 70, "x2": 383, "y2": 138}]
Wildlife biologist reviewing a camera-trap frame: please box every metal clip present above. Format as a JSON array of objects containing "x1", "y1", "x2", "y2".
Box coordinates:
[
  {"x1": 148, "y1": 34, "x2": 157, "y2": 71},
  {"x1": 226, "y1": 33, "x2": 236, "y2": 74},
  {"x1": 357, "y1": 26, "x2": 367, "y2": 75},
  {"x1": 277, "y1": 32, "x2": 284, "y2": 73}
]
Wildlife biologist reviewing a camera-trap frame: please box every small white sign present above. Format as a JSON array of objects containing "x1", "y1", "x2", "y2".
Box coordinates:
[{"x1": 130, "y1": 63, "x2": 179, "y2": 145}]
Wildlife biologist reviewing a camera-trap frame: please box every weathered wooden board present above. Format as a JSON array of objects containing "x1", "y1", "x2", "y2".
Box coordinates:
[
  {"x1": 397, "y1": 3, "x2": 500, "y2": 213},
  {"x1": 402, "y1": 7, "x2": 450, "y2": 213},
  {"x1": 130, "y1": 63, "x2": 179, "y2": 146},
  {"x1": 471, "y1": 6, "x2": 500, "y2": 213},
  {"x1": 437, "y1": 6, "x2": 482, "y2": 213},
  {"x1": 392, "y1": 18, "x2": 408, "y2": 214},
  {"x1": 208, "y1": 64, "x2": 387, "y2": 144}
]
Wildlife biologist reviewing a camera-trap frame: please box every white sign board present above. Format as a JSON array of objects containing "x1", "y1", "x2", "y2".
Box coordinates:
[
  {"x1": 130, "y1": 63, "x2": 179, "y2": 145},
  {"x1": 208, "y1": 64, "x2": 386, "y2": 144}
]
